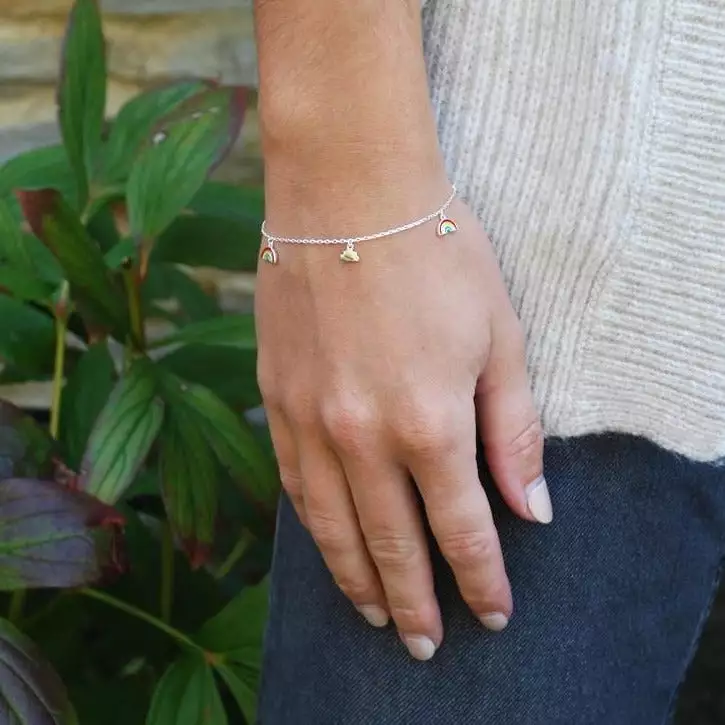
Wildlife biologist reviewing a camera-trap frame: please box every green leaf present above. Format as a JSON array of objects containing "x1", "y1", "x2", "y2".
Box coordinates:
[
  {"x1": 100, "y1": 80, "x2": 209, "y2": 185},
  {"x1": 197, "y1": 579, "x2": 269, "y2": 724},
  {"x1": 0, "y1": 617, "x2": 78, "y2": 724},
  {"x1": 180, "y1": 383, "x2": 278, "y2": 511},
  {"x1": 127, "y1": 86, "x2": 247, "y2": 240},
  {"x1": 16, "y1": 190, "x2": 129, "y2": 338},
  {"x1": 152, "y1": 215, "x2": 261, "y2": 272},
  {"x1": 0, "y1": 144, "x2": 75, "y2": 203},
  {"x1": 60, "y1": 343, "x2": 115, "y2": 470},
  {"x1": 0, "y1": 297, "x2": 55, "y2": 376},
  {"x1": 0, "y1": 198, "x2": 61, "y2": 299},
  {"x1": 217, "y1": 665, "x2": 257, "y2": 725},
  {"x1": 0, "y1": 478, "x2": 124, "y2": 590},
  {"x1": 197, "y1": 579, "x2": 268, "y2": 661},
  {"x1": 58, "y1": 0, "x2": 107, "y2": 208},
  {"x1": 189, "y1": 182, "x2": 264, "y2": 224},
  {"x1": 0, "y1": 197, "x2": 33, "y2": 270},
  {"x1": 79, "y1": 358, "x2": 164, "y2": 504},
  {"x1": 147, "y1": 653, "x2": 227, "y2": 725},
  {"x1": 158, "y1": 345, "x2": 260, "y2": 411},
  {"x1": 153, "y1": 314, "x2": 256, "y2": 350},
  {"x1": 86, "y1": 202, "x2": 122, "y2": 253},
  {"x1": 143, "y1": 264, "x2": 221, "y2": 324},
  {"x1": 0, "y1": 400, "x2": 56, "y2": 481},
  {"x1": 158, "y1": 402, "x2": 218, "y2": 568},
  {"x1": 0, "y1": 267, "x2": 55, "y2": 303}
]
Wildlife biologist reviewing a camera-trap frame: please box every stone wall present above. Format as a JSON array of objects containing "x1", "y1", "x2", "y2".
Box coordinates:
[{"x1": 0, "y1": 0, "x2": 262, "y2": 182}]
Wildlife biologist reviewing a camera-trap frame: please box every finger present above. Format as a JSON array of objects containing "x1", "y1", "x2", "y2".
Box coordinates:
[
  {"x1": 339, "y1": 447, "x2": 443, "y2": 661},
  {"x1": 298, "y1": 434, "x2": 390, "y2": 630},
  {"x1": 265, "y1": 407, "x2": 308, "y2": 527},
  {"x1": 406, "y1": 403, "x2": 513, "y2": 632},
  {"x1": 476, "y1": 320, "x2": 552, "y2": 524}
]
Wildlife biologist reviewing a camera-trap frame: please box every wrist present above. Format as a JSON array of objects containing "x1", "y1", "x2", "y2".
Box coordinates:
[
  {"x1": 255, "y1": 0, "x2": 443, "y2": 230},
  {"x1": 261, "y1": 92, "x2": 448, "y2": 237}
]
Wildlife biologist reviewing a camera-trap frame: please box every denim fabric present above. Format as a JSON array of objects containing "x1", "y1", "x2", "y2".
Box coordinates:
[{"x1": 259, "y1": 435, "x2": 725, "y2": 725}]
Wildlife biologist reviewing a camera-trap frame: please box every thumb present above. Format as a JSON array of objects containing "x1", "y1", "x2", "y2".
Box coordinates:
[{"x1": 476, "y1": 322, "x2": 552, "y2": 525}]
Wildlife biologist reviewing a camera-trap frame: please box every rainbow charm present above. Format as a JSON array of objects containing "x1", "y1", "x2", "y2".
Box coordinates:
[
  {"x1": 260, "y1": 244, "x2": 278, "y2": 265},
  {"x1": 437, "y1": 216, "x2": 458, "y2": 237}
]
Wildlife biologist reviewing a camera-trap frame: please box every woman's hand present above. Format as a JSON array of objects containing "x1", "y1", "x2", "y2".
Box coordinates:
[
  {"x1": 255, "y1": 191, "x2": 552, "y2": 662},
  {"x1": 253, "y1": 0, "x2": 551, "y2": 661}
]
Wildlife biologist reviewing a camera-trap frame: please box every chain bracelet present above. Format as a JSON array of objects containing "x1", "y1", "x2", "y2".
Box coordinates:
[{"x1": 259, "y1": 186, "x2": 458, "y2": 265}]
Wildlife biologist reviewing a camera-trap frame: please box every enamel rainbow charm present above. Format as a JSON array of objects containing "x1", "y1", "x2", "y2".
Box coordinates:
[
  {"x1": 260, "y1": 244, "x2": 279, "y2": 265},
  {"x1": 437, "y1": 215, "x2": 458, "y2": 237}
]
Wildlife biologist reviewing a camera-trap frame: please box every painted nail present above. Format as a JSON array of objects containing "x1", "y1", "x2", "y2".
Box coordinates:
[
  {"x1": 480, "y1": 613, "x2": 509, "y2": 632},
  {"x1": 525, "y1": 475, "x2": 553, "y2": 524},
  {"x1": 402, "y1": 635, "x2": 437, "y2": 661},
  {"x1": 356, "y1": 605, "x2": 389, "y2": 628}
]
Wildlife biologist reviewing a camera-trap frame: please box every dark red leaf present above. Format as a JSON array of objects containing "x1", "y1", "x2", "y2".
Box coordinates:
[
  {"x1": 212, "y1": 86, "x2": 247, "y2": 173},
  {"x1": 0, "y1": 478, "x2": 125, "y2": 590},
  {"x1": 14, "y1": 189, "x2": 130, "y2": 339},
  {"x1": 14, "y1": 189, "x2": 58, "y2": 242},
  {"x1": 0, "y1": 618, "x2": 77, "y2": 723}
]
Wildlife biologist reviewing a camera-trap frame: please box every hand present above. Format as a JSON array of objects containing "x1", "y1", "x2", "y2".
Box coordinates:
[{"x1": 255, "y1": 188, "x2": 552, "y2": 661}]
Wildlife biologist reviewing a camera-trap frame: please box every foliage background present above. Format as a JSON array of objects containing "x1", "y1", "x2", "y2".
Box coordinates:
[{"x1": 0, "y1": 1, "x2": 275, "y2": 722}]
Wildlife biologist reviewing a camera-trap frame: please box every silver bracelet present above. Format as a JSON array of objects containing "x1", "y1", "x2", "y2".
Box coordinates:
[{"x1": 259, "y1": 185, "x2": 458, "y2": 265}]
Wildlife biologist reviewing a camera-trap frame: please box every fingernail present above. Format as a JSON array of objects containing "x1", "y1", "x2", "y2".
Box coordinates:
[
  {"x1": 525, "y1": 475, "x2": 553, "y2": 524},
  {"x1": 480, "y1": 612, "x2": 509, "y2": 632},
  {"x1": 402, "y1": 635, "x2": 437, "y2": 661},
  {"x1": 356, "y1": 605, "x2": 389, "y2": 628}
]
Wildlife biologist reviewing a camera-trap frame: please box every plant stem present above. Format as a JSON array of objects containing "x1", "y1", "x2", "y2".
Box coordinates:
[
  {"x1": 49, "y1": 285, "x2": 70, "y2": 440},
  {"x1": 79, "y1": 588, "x2": 200, "y2": 652},
  {"x1": 8, "y1": 590, "x2": 26, "y2": 625},
  {"x1": 214, "y1": 528, "x2": 255, "y2": 580},
  {"x1": 160, "y1": 523, "x2": 174, "y2": 623},
  {"x1": 123, "y1": 264, "x2": 146, "y2": 352}
]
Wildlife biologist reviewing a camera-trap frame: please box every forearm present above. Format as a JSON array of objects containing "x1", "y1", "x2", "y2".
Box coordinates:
[{"x1": 253, "y1": 0, "x2": 447, "y2": 229}]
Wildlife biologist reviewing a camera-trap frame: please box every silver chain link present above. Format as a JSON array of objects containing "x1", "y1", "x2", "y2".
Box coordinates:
[{"x1": 260, "y1": 186, "x2": 457, "y2": 247}]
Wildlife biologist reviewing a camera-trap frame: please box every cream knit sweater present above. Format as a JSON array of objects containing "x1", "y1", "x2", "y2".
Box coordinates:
[{"x1": 422, "y1": 0, "x2": 725, "y2": 462}]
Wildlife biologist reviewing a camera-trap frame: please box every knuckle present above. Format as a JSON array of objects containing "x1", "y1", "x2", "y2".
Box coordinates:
[
  {"x1": 506, "y1": 418, "x2": 544, "y2": 460},
  {"x1": 321, "y1": 395, "x2": 375, "y2": 452},
  {"x1": 366, "y1": 530, "x2": 418, "y2": 570},
  {"x1": 439, "y1": 529, "x2": 498, "y2": 569},
  {"x1": 389, "y1": 602, "x2": 438, "y2": 635},
  {"x1": 335, "y1": 576, "x2": 376, "y2": 603},
  {"x1": 284, "y1": 387, "x2": 319, "y2": 429},
  {"x1": 392, "y1": 398, "x2": 460, "y2": 458},
  {"x1": 307, "y1": 510, "x2": 349, "y2": 554},
  {"x1": 466, "y1": 583, "x2": 512, "y2": 617},
  {"x1": 279, "y1": 467, "x2": 304, "y2": 497}
]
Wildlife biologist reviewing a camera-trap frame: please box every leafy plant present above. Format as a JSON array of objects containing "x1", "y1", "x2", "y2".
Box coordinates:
[{"x1": 0, "y1": 1, "x2": 277, "y2": 722}]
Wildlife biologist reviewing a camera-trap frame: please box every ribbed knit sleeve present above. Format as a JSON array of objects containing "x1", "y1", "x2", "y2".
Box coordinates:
[{"x1": 423, "y1": 0, "x2": 725, "y2": 462}]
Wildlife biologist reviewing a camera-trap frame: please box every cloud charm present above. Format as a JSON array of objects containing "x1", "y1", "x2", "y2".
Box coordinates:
[{"x1": 340, "y1": 246, "x2": 360, "y2": 263}]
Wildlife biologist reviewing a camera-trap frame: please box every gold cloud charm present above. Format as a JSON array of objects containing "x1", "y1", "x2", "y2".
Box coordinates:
[{"x1": 340, "y1": 246, "x2": 360, "y2": 263}]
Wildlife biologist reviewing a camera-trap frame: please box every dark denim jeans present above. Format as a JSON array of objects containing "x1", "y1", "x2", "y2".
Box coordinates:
[{"x1": 259, "y1": 435, "x2": 725, "y2": 724}]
